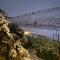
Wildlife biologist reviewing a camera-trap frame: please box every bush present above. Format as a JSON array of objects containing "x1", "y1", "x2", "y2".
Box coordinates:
[
  {"x1": 9, "y1": 23, "x2": 24, "y2": 38},
  {"x1": 27, "y1": 36, "x2": 59, "y2": 60}
]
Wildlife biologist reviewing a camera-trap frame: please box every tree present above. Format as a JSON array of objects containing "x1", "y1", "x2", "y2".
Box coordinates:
[
  {"x1": 33, "y1": 20, "x2": 37, "y2": 27},
  {"x1": 0, "y1": 9, "x2": 31, "y2": 60},
  {"x1": 9, "y1": 23, "x2": 24, "y2": 38},
  {"x1": 0, "y1": 9, "x2": 14, "y2": 45}
]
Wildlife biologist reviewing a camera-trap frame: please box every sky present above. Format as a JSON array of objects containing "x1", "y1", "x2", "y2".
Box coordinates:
[{"x1": 0, "y1": 0, "x2": 60, "y2": 17}]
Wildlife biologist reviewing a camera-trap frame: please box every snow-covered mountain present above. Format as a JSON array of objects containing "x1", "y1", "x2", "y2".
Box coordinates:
[{"x1": 9, "y1": 7, "x2": 60, "y2": 26}]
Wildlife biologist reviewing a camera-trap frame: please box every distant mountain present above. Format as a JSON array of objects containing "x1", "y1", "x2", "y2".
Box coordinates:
[{"x1": 9, "y1": 7, "x2": 60, "y2": 26}]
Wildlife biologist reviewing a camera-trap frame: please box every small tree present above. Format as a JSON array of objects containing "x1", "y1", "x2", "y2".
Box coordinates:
[{"x1": 33, "y1": 20, "x2": 37, "y2": 27}]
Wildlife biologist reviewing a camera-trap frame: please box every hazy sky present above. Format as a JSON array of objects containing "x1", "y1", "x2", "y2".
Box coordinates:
[{"x1": 0, "y1": 0, "x2": 60, "y2": 16}]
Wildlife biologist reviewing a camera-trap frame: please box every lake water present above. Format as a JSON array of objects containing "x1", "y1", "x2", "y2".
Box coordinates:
[{"x1": 20, "y1": 26, "x2": 60, "y2": 40}]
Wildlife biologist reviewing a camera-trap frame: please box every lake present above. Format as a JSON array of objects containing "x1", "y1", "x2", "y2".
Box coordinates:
[{"x1": 20, "y1": 26, "x2": 60, "y2": 40}]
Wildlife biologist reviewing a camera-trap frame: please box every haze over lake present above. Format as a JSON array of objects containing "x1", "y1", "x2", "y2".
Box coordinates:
[{"x1": 20, "y1": 26, "x2": 60, "y2": 40}]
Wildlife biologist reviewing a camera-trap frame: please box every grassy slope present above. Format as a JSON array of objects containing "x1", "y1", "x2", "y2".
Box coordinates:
[
  {"x1": 27, "y1": 36, "x2": 59, "y2": 60},
  {"x1": 0, "y1": 35, "x2": 59, "y2": 60}
]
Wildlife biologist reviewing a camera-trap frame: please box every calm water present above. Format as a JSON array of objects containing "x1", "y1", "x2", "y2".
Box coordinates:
[{"x1": 20, "y1": 26, "x2": 60, "y2": 40}]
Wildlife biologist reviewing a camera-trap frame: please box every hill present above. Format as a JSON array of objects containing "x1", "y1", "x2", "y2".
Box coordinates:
[{"x1": 9, "y1": 7, "x2": 60, "y2": 28}]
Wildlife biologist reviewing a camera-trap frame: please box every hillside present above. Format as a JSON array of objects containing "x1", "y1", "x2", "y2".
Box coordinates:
[
  {"x1": 0, "y1": 9, "x2": 59, "y2": 60},
  {"x1": 9, "y1": 7, "x2": 60, "y2": 28}
]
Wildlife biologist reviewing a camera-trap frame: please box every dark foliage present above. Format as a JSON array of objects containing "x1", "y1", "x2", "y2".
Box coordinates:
[{"x1": 9, "y1": 23, "x2": 24, "y2": 38}]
